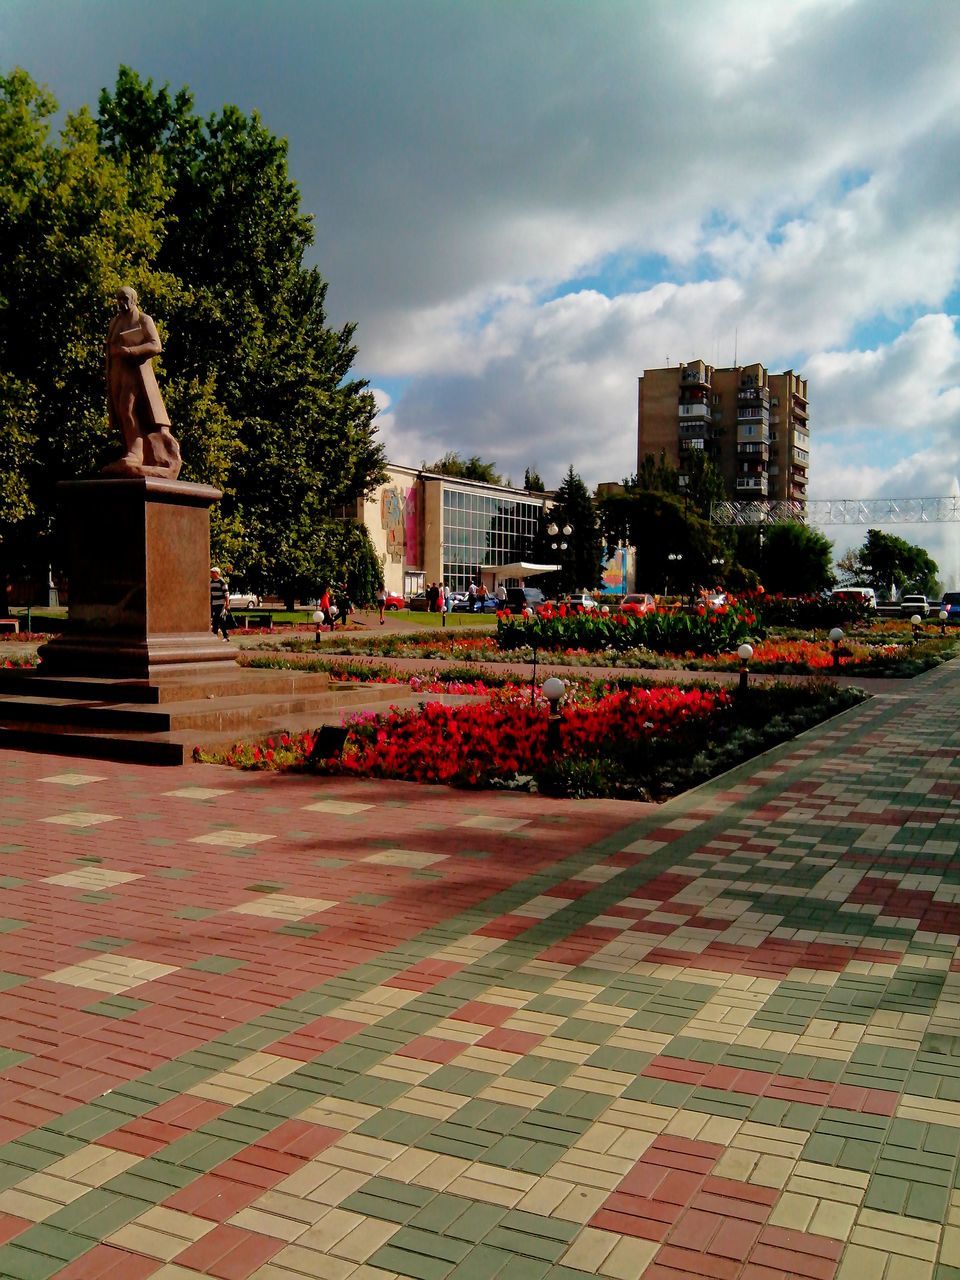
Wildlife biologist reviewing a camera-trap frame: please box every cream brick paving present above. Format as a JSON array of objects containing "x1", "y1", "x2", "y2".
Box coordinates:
[{"x1": 42, "y1": 953, "x2": 179, "y2": 992}]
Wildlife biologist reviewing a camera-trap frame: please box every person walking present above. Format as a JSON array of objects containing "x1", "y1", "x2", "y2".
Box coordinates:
[
  {"x1": 319, "y1": 585, "x2": 333, "y2": 631},
  {"x1": 375, "y1": 585, "x2": 386, "y2": 625},
  {"x1": 210, "y1": 567, "x2": 230, "y2": 640}
]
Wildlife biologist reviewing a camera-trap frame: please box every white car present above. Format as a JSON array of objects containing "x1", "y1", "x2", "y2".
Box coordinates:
[
  {"x1": 565, "y1": 592, "x2": 598, "y2": 611},
  {"x1": 899, "y1": 594, "x2": 930, "y2": 617},
  {"x1": 228, "y1": 591, "x2": 261, "y2": 610}
]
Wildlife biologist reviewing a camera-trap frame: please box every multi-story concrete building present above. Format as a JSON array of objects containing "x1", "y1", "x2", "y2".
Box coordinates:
[{"x1": 637, "y1": 360, "x2": 810, "y2": 502}]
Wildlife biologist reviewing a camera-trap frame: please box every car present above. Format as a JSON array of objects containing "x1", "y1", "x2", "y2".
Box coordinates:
[
  {"x1": 941, "y1": 592, "x2": 960, "y2": 624},
  {"x1": 899, "y1": 594, "x2": 930, "y2": 617},
  {"x1": 504, "y1": 586, "x2": 546, "y2": 612},
  {"x1": 620, "y1": 593, "x2": 656, "y2": 613},
  {"x1": 384, "y1": 591, "x2": 405, "y2": 611},
  {"x1": 830, "y1": 587, "x2": 877, "y2": 609},
  {"x1": 228, "y1": 591, "x2": 261, "y2": 610},
  {"x1": 408, "y1": 592, "x2": 430, "y2": 612},
  {"x1": 562, "y1": 591, "x2": 597, "y2": 611}
]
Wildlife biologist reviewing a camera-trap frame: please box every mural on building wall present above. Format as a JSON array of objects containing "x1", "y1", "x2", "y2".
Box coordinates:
[
  {"x1": 381, "y1": 484, "x2": 419, "y2": 565},
  {"x1": 600, "y1": 546, "x2": 629, "y2": 595}
]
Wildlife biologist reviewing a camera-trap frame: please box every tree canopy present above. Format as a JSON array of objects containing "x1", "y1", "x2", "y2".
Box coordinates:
[
  {"x1": 0, "y1": 66, "x2": 386, "y2": 600},
  {"x1": 600, "y1": 454, "x2": 729, "y2": 595},
  {"x1": 760, "y1": 521, "x2": 835, "y2": 595},
  {"x1": 837, "y1": 529, "x2": 939, "y2": 598},
  {"x1": 424, "y1": 451, "x2": 503, "y2": 486},
  {"x1": 534, "y1": 466, "x2": 605, "y2": 594}
]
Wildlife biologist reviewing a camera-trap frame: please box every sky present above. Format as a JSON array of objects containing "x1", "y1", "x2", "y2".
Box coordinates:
[{"x1": 3, "y1": 0, "x2": 960, "y2": 581}]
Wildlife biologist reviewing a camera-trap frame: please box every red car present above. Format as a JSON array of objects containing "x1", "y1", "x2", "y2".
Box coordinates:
[
  {"x1": 620, "y1": 593, "x2": 656, "y2": 613},
  {"x1": 384, "y1": 592, "x2": 405, "y2": 611}
]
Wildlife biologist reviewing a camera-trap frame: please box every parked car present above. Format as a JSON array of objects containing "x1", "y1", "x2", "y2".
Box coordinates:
[
  {"x1": 621, "y1": 593, "x2": 656, "y2": 613},
  {"x1": 228, "y1": 591, "x2": 261, "y2": 610},
  {"x1": 562, "y1": 591, "x2": 597, "y2": 611},
  {"x1": 408, "y1": 592, "x2": 430, "y2": 612},
  {"x1": 504, "y1": 587, "x2": 546, "y2": 612},
  {"x1": 830, "y1": 587, "x2": 877, "y2": 609},
  {"x1": 384, "y1": 591, "x2": 405, "y2": 611},
  {"x1": 900, "y1": 594, "x2": 930, "y2": 617},
  {"x1": 452, "y1": 592, "x2": 499, "y2": 612},
  {"x1": 941, "y1": 592, "x2": 960, "y2": 624}
]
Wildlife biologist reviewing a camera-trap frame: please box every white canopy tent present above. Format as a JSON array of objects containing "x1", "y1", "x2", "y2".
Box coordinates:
[{"x1": 478, "y1": 561, "x2": 560, "y2": 588}]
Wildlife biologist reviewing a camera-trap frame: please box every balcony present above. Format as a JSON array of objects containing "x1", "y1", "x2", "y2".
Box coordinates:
[
  {"x1": 681, "y1": 367, "x2": 709, "y2": 386},
  {"x1": 792, "y1": 447, "x2": 809, "y2": 465},
  {"x1": 737, "y1": 387, "x2": 769, "y2": 403},
  {"x1": 737, "y1": 405, "x2": 769, "y2": 422},
  {"x1": 678, "y1": 402, "x2": 711, "y2": 421},
  {"x1": 679, "y1": 437, "x2": 706, "y2": 452},
  {"x1": 736, "y1": 475, "x2": 769, "y2": 494},
  {"x1": 738, "y1": 441, "x2": 770, "y2": 461}
]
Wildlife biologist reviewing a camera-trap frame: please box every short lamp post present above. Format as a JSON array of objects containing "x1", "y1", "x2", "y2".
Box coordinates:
[
  {"x1": 911, "y1": 614, "x2": 923, "y2": 644},
  {"x1": 737, "y1": 643, "x2": 753, "y2": 696},
  {"x1": 828, "y1": 626, "x2": 844, "y2": 670},
  {"x1": 543, "y1": 676, "x2": 565, "y2": 752},
  {"x1": 939, "y1": 610, "x2": 948, "y2": 637},
  {"x1": 313, "y1": 609, "x2": 324, "y2": 644},
  {"x1": 525, "y1": 607, "x2": 539, "y2": 705}
]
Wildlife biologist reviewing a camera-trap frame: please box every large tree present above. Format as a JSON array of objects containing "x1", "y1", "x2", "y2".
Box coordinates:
[
  {"x1": 839, "y1": 528, "x2": 939, "y2": 598},
  {"x1": 0, "y1": 66, "x2": 387, "y2": 603},
  {"x1": 542, "y1": 466, "x2": 605, "y2": 594},
  {"x1": 760, "y1": 521, "x2": 835, "y2": 595},
  {"x1": 600, "y1": 453, "x2": 730, "y2": 594}
]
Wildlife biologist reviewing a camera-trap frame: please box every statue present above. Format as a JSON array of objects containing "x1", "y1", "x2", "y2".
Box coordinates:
[{"x1": 102, "y1": 286, "x2": 182, "y2": 479}]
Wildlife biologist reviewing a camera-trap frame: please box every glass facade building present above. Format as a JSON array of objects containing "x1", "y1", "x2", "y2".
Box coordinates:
[{"x1": 442, "y1": 488, "x2": 543, "y2": 591}]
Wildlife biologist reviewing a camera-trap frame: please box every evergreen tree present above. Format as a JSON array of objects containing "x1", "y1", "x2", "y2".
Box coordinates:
[
  {"x1": 523, "y1": 466, "x2": 545, "y2": 492},
  {"x1": 547, "y1": 466, "x2": 604, "y2": 594}
]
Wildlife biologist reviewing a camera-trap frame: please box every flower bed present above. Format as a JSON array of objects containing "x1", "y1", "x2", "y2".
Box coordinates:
[
  {"x1": 195, "y1": 679, "x2": 865, "y2": 799},
  {"x1": 497, "y1": 599, "x2": 759, "y2": 657}
]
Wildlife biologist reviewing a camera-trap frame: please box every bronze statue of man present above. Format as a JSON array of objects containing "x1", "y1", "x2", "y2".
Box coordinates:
[{"x1": 102, "y1": 286, "x2": 182, "y2": 478}]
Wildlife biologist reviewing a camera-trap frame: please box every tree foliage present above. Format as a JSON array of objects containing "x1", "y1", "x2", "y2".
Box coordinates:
[
  {"x1": 0, "y1": 66, "x2": 386, "y2": 599},
  {"x1": 425, "y1": 451, "x2": 503, "y2": 486},
  {"x1": 523, "y1": 467, "x2": 545, "y2": 492},
  {"x1": 537, "y1": 466, "x2": 605, "y2": 594},
  {"x1": 601, "y1": 454, "x2": 729, "y2": 595},
  {"x1": 759, "y1": 522, "x2": 835, "y2": 595},
  {"x1": 839, "y1": 529, "x2": 939, "y2": 598}
]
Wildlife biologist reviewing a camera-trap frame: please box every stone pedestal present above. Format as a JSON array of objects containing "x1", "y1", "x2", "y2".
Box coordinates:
[{"x1": 38, "y1": 478, "x2": 237, "y2": 679}]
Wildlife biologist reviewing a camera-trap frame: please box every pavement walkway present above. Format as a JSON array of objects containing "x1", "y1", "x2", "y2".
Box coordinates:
[{"x1": 0, "y1": 659, "x2": 957, "y2": 1277}]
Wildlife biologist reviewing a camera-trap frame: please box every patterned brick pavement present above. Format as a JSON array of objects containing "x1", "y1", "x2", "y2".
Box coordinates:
[{"x1": 0, "y1": 662, "x2": 958, "y2": 1278}]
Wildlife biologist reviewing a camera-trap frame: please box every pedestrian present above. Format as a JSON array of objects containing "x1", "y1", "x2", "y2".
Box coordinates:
[
  {"x1": 335, "y1": 583, "x2": 351, "y2": 627},
  {"x1": 440, "y1": 580, "x2": 448, "y2": 628},
  {"x1": 375, "y1": 584, "x2": 386, "y2": 625},
  {"x1": 210, "y1": 567, "x2": 230, "y2": 640},
  {"x1": 468, "y1": 581, "x2": 477, "y2": 611},
  {"x1": 476, "y1": 583, "x2": 487, "y2": 612},
  {"x1": 319, "y1": 585, "x2": 333, "y2": 631},
  {"x1": 443, "y1": 582, "x2": 451, "y2": 612},
  {"x1": 496, "y1": 582, "x2": 507, "y2": 608}
]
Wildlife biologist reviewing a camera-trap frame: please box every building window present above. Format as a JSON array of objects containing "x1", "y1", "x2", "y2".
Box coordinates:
[{"x1": 441, "y1": 489, "x2": 545, "y2": 591}]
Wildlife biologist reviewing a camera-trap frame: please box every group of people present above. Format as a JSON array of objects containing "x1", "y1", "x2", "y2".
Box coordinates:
[
  {"x1": 317, "y1": 584, "x2": 352, "y2": 630},
  {"x1": 425, "y1": 582, "x2": 450, "y2": 613}
]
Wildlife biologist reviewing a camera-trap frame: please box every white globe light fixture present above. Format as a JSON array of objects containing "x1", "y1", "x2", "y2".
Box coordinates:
[
  {"x1": 828, "y1": 626, "x2": 844, "y2": 670},
  {"x1": 313, "y1": 609, "x2": 324, "y2": 644},
  {"x1": 543, "y1": 676, "x2": 565, "y2": 705}
]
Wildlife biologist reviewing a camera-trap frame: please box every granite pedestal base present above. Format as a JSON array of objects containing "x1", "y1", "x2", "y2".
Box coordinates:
[{"x1": 38, "y1": 477, "x2": 236, "y2": 680}]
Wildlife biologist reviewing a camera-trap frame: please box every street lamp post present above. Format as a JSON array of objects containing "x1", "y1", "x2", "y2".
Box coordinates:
[
  {"x1": 549, "y1": 521, "x2": 573, "y2": 594},
  {"x1": 666, "y1": 552, "x2": 683, "y2": 598},
  {"x1": 312, "y1": 609, "x2": 324, "y2": 644},
  {"x1": 829, "y1": 626, "x2": 844, "y2": 670}
]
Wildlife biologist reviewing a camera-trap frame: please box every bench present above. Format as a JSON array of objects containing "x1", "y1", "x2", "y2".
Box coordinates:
[
  {"x1": 241, "y1": 612, "x2": 273, "y2": 630},
  {"x1": 0, "y1": 619, "x2": 19, "y2": 634}
]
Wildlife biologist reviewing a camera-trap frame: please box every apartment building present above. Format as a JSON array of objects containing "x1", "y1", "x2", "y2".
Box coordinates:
[{"x1": 637, "y1": 359, "x2": 810, "y2": 502}]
